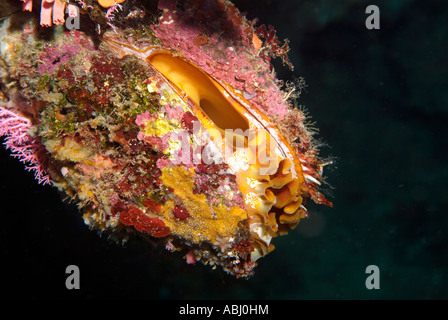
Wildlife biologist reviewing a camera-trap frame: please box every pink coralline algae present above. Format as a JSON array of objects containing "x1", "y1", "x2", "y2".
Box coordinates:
[
  {"x1": 1, "y1": 0, "x2": 332, "y2": 278},
  {"x1": 152, "y1": 0, "x2": 292, "y2": 120},
  {"x1": 37, "y1": 43, "x2": 81, "y2": 75}
]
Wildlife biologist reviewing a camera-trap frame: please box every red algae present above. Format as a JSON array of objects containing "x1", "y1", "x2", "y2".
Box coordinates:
[{"x1": 173, "y1": 205, "x2": 190, "y2": 220}]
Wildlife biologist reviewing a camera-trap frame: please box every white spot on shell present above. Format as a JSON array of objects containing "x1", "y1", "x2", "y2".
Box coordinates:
[
  {"x1": 244, "y1": 192, "x2": 259, "y2": 208},
  {"x1": 304, "y1": 174, "x2": 321, "y2": 186},
  {"x1": 61, "y1": 167, "x2": 68, "y2": 176}
]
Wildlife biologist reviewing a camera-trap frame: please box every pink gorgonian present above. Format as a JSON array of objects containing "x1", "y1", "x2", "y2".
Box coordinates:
[{"x1": 0, "y1": 107, "x2": 50, "y2": 185}]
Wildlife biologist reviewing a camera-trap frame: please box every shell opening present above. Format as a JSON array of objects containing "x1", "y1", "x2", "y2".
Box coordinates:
[{"x1": 147, "y1": 52, "x2": 250, "y2": 133}]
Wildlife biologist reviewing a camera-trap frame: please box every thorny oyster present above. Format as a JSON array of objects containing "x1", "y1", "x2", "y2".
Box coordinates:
[{"x1": 0, "y1": 0, "x2": 332, "y2": 277}]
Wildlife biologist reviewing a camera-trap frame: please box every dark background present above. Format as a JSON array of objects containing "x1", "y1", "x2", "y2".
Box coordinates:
[{"x1": 1, "y1": 0, "x2": 447, "y2": 299}]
